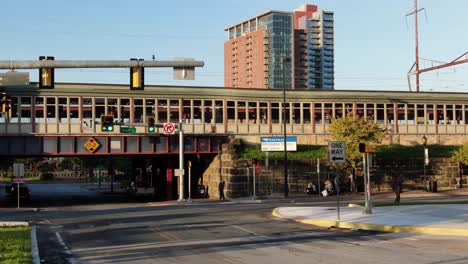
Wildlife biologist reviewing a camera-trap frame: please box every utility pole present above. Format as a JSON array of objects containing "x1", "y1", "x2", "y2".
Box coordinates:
[{"x1": 406, "y1": 0, "x2": 468, "y2": 92}]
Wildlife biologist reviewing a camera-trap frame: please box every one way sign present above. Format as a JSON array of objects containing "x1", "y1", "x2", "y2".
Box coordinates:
[{"x1": 328, "y1": 141, "x2": 346, "y2": 163}]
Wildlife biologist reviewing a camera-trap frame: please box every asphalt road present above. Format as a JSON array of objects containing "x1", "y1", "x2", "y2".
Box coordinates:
[{"x1": 1, "y1": 184, "x2": 468, "y2": 264}]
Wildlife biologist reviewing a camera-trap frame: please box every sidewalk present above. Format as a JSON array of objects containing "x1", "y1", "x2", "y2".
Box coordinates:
[{"x1": 273, "y1": 202, "x2": 468, "y2": 237}]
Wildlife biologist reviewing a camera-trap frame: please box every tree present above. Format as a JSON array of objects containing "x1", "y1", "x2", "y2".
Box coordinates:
[
  {"x1": 328, "y1": 113, "x2": 386, "y2": 192},
  {"x1": 451, "y1": 143, "x2": 468, "y2": 187}
]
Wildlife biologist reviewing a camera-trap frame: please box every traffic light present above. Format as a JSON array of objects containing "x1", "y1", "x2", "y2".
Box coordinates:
[
  {"x1": 147, "y1": 116, "x2": 156, "y2": 132},
  {"x1": 39, "y1": 56, "x2": 55, "y2": 88},
  {"x1": 359, "y1": 143, "x2": 375, "y2": 153},
  {"x1": 101, "y1": 115, "x2": 114, "y2": 132},
  {"x1": 1, "y1": 94, "x2": 11, "y2": 117},
  {"x1": 130, "y1": 58, "x2": 144, "y2": 90},
  {"x1": 359, "y1": 143, "x2": 366, "y2": 153}
]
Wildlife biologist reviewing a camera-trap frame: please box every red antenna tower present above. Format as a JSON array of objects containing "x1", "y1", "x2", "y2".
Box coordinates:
[{"x1": 407, "y1": 0, "x2": 468, "y2": 92}]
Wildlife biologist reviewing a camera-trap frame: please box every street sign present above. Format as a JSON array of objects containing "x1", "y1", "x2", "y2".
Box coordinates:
[
  {"x1": 163, "y1": 123, "x2": 176, "y2": 134},
  {"x1": 83, "y1": 137, "x2": 101, "y2": 153},
  {"x1": 328, "y1": 141, "x2": 346, "y2": 163},
  {"x1": 13, "y1": 163, "x2": 24, "y2": 178},
  {"x1": 261, "y1": 136, "x2": 297, "y2": 152},
  {"x1": 120, "y1": 127, "x2": 136, "y2": 134}
]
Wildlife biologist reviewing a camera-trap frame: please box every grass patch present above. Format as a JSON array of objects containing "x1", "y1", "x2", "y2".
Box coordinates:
[
  {"x1": 0, "y1": 226, "x2": 31, "y2": 264},
  {"x1": 26, "y1": 177, "x2": 63, "y2": 183},
  {"x1": 240, "y1": 144, "x2": 327, "y2": 160},
  {"x1": 375, "y1": 144, "x2": 458, "y2": 160},
  {"x1": 239, "y1": 143, "x2": 458, "y2": 160}
]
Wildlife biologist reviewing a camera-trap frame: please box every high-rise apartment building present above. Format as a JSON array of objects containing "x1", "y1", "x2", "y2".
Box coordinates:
[{"x1": 224, "y1": 4, "x2": 334, "y2": 90}]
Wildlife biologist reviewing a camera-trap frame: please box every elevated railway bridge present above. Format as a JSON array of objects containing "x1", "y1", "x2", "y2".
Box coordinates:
[{"x1": 1, "y1": 83, "x2": 468, "y2": 199}]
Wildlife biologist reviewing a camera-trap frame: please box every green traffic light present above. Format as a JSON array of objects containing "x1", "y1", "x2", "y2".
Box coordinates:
[
  {"x1": 148, "y1": 126, "x2": 155, "y2": 132},
  {"x1": 108, "y1": 126, "x2": 114, "y2": 131}
]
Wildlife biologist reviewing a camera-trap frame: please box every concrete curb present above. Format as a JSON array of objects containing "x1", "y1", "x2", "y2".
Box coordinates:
[
  {"x1": 272, "y1": 208, "x2": 468, "y2": 237},
  {"x1": 0, "y1": 221, "x2": 29, "y2": 226},
  {"x1": 31, "y1": 225, "x2": 41, "y2": 264}
]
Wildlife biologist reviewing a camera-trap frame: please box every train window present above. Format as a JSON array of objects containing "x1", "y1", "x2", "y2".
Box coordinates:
[
  {"x1": 344, "y1": 103, "x2": 353, "y2": 116},
  {"x1": 260, "y1": 102, "x2": 268, "y2": 124},
  {"x1": 227, "y1": 101, "x2": 235, "y2": 123},
  {"x1": 70, "y1": 97, "x2": 79, "y2": 123},
  {"x1": 134, "y1": 99, "x2": 143, "y2": 124},
  {"x1": 324, "y1": 103, "x2": 332, "y2": 123},
  {"x1": 35, "y1": 99, "x2": 44, "y2": 123},
  {"x1": 35, "y1": 97, "x2": 44, "y2": 105},
  {"x1": 334, "y1": 103, "x2": 343, "y2": 119},
  {"x1": 271, "y1": 103, "x2": 280, "y2": 124},
  {"x1": 446, "y1": 105, "x2": 454, "y2": 125},
  {"x1": 107, "y1": 98, "x2": 118, "y2": 120},
  {"x1": 283, "y1": 102, "x2": 291, "y2": 124},
  {"x1": 182, "y1": 100, "x2": 191, "y2": 123},
  {"x1": 397, "y1": 104, "x2": 405, "y2": 124},
  {"x1": 194, "y1": 100, "x2": 202, "y2": 124},
  {"x1": 214, "y1": 100, "x2": 223, "y2": 124},
  {"x1": 204, "y1": 100, "x2": 213, "y2": 124},
  {"x1": 387, "y1": 104, "x2": 394, "y2": 124},
  {"x1": 169, "y1": 100, "x2": 179, "y2": 123},
  {"x1": 407, "y1": 104, "x2": 415, "y2": 125},
  {"x1": 248, "y1": 102, "x2": 257, "y2": 123},
  {"x1": 145, "y1": 99, "x2": 155, "y2": 122},
  {"x1": 465, "y1": 105, "x2": 468, "y2": 124},
  {"x1": 416, "y1": 104, "x2": 425, "y2": 125},
  {"x1": 46, "y1": 97, "x2": 56, "y2": 123},
  {"x1": 120, "y1": 98, "x2": 130, "y2": 123},
  {"x1": 157, "y1": 99, "x2": 168, "y2": 123},
  {"x1": 58, "y1": 97, "x2": 68, "y2": 123},
  {"x1": 237, "y1": 101, "x2": 246, "y2": 123},
  {"x1": 82, "y1": 98, "x2": 92, "y2": 120},
  {"x1": 427, "y1": 104, "x2": 435, "y2": 125},
  {"x1": 293, "y1": 103, "x2": 301, "y2": 124},
  {"x1": 455, "y1": 105, "x2": 462, "y2": 125},
  {"x1": 376, "y1": 104, "x2": 385, "y2": 124},
  {"x1": 366, "y1": 104, "x2": 375, "y2": 121},
  {"x1": 314, "y1": 103, "x2": 323, "y2": 124},
  {"x1": 95, "y1": 98, "x2": 105, "y2": 123},
  {"x1": 20, "y1": 97, "x2": 32, "y2": 123},
  {"x1": 356, "y1": 104, "x2": 364, "y2": 118},
  {"x1": 303, "y1": 103, "x2": 311, "y2": 124},
  {"x1": 437, "y1": 105, "x2": 444, "y2": 124}
]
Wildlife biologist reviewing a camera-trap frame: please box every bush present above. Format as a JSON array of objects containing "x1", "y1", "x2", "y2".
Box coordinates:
[{"x1": 40, "y1": 173, "x2": 54, "y2": 181}]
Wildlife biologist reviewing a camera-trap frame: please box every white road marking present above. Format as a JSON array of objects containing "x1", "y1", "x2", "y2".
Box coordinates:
[
  {"x1": 229, "y1": 225, "x2": 259, "y2": 236},
  {"x1": 55, "y1": 232, "x2": 79, "y2": 264}
]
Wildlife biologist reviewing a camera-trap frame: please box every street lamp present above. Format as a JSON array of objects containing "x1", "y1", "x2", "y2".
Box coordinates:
[
  {"x1": 281, "y1": 56, "x2": 291, "y2": 198},
  {"x1": 422, "y1": 135, "x2": 428, "y2": 190}
]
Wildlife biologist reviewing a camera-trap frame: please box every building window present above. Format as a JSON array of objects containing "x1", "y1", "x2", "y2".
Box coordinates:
[{"x1": 20, "y1": 97, "x2": 32, "y2": 123}]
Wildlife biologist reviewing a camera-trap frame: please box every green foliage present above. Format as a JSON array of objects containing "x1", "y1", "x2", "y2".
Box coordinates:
[
  {"x1": 328, "y1": 113, "x2": 386, "y2": 169},
  {"x1": 451, "y1": 143, "x2": 468, "y2": 165},
  {"x1": 37, "y1": 162, "x2": 55, "y2": 174},
  {"x1": 240, "y1": 144, "x2": 327, "y2": 160},
  {"x1": 0, "y1": 226, "x2": 32, "y2": 263},
  {"x1": 377, "y1": 144, "x2": 458, "y2": 160},
  {"x1": 40, "y1": 172, "x2": 54, "y2": 181}
]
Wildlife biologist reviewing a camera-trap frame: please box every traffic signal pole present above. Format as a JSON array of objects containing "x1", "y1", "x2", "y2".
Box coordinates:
[{"x1": 178, "y1": 122, "x2": 185, "y2": 202}]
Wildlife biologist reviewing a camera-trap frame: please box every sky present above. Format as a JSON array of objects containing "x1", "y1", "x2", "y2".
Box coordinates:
[{"x1": 1, "y1": 0, "x2": 467, "y2": 92}]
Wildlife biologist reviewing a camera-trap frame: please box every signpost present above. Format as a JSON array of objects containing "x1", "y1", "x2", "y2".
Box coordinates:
[
  {"x1": 328, "y1": 141, "x2": 346, "y2": 220},
  {"x1": 328, "y1": 141, "x2": 346, "y2": 163}
]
